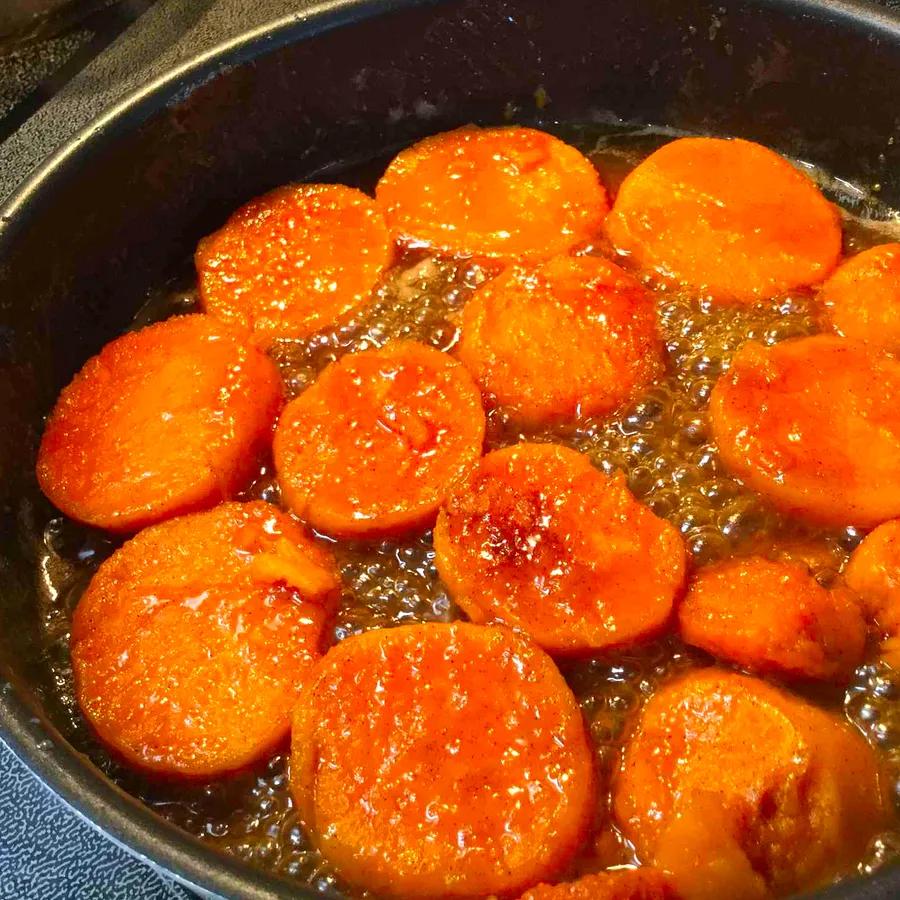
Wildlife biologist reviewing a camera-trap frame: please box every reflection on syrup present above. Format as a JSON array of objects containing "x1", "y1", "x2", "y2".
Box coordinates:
[{"x1": 32, "y1": 125, "x2": 900, "y2": 896}]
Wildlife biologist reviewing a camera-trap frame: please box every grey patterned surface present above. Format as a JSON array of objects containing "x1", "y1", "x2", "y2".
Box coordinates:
[
  {"x1": 0, "y1": 0, "x2": 327, "y2": 203},
  {"x1": 0, "y1": 740, "x2": 193, "y2": 899}
]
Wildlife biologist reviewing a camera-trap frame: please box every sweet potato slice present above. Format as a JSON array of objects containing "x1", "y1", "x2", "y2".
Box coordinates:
[
  {"x1": 196, "y1": 183, "x2": 393, "y2": 345},
  {"x1": 845, "y1": 519, "x2": 900, "y2": 665},
  {"x1": 709, "y1": 335, "x2": 900, "y2": 527},
  {"x1": 678, "y1": 556, "x2": 866, "y2": 681},
  {"x1": 518, "y1": 869, "x2": 677, "y2": 900},
  {"x1": 821, "y1": 243, "x2": 900, "y2": 350},
  {"x1": 605, "y1": 137, "x2": 841, "y2": 302},
  {"x1": 37, "y1": 314, "x2": 283, "y2": 533},
  {"x1": 71, "y1": 501, "x2": 339, "y2": 777},
  {"x1": 614, "y1": 669, "x2": 886, "y2": 898},
  {"x1": 433, "y1": 443, "x2": 685, "y2": 655},
  {"x1": 291, "y1": 622, "x2": 595, "y2": 898},
  {"x1": 651, "y1": 798, "x2": 770, "y2": 900},
  {"x1": 274, "y1": 340, "x2": 485, "y2": 538},
  {"x1": 456, "y1": 255, "x2": 663, "y2": 425},
  {"x1": 376, "y1": 125, "x2": 609, "y2": 259}
]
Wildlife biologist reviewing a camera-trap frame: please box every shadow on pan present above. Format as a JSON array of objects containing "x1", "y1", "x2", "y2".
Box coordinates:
[{"x1": 0, "y1": 0, "x2": 899, "y2": 897}]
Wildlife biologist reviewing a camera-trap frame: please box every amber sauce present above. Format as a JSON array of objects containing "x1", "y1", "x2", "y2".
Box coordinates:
[{"x1": 32, "y1": 125, "x2": 900, "y2": 895}]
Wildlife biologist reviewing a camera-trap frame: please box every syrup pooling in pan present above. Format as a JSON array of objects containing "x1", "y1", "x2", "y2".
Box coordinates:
[{"x1": 30, "y1": 124, "x2": 900, "y2": 897}]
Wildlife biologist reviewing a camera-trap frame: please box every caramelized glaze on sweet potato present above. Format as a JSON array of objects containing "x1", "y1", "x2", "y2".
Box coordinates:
[
  {"x1": 274, "y1": 340, "x2": 485, "y2": 539},
  {"x1": 197, "y1": 183, "x2": 393, "y2": 345},
  {"x1": 37, "y1": 314, "x2": 283, "y2": 532},
  {"x1": 679, "y1": 556, "x2": 866, "y2": 681},
  {"x1": 72, "y1": 501, "x2": 339, "y2": 777},
  {"x1": 434, "y1": 443, "x2": 685, "y2": 655},
  {"x1": 518, "y1": 869, "x2": 678, "y2": 900},
  {"x1": 821, "y1": 243, "x2": 900, "y2": 351},
  {"x1": 606, "y1": 137, "x2": 841, "y2": 302},
  {"x1": 376, "y1": 125, "x2": 609, "y2": 259},
  {"x1": 709, "y1": 335, "x2": 900, "y2": 527},
  {"x1": 291, "y1": 622, "x2": 595, "y2": 897},
  {"x1": 615, "y1": 669, "x2": 886, "y2": 899},
  {"x1": 456, "y1": 255, "x2": 662, "y2": 425}
]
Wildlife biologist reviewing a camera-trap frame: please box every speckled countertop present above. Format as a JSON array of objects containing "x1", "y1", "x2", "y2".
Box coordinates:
[{"x1": 0, "y1": 0, "x2": 319, "y2": 203}]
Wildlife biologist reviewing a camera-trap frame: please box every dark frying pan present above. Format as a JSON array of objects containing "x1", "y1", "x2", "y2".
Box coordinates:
[{"x1": 1, "y1": 0, "x2": 899, "y2": 897}]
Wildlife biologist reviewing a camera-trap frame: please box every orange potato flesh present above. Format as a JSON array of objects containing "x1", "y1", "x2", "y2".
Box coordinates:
[
  {"x1": 845, "y1": 520, "x2": 900, "y2": 664},
  {"x1": 273, "y1": 340, "x2": 486, "y2": 539},
  {"x1": 290, "y1": 622, "x2": 595, "y2": 898},
  {"x1": 433, "y1": 443, "x2": 686, "y2": 655},
  {"x1": 821, "y1": 243, "x2": 900, "y2": 350},
  {"x1": 375, "y1": 125, "x2": 609, "y2": 260},
  {"x1": 605, "y1": 137, "x2": 841, "y2": 302},
  {"x1": 36, "y1": 314, "x2": 283, "y2": 533},
  {"x1": 614, "y1": 669, "x2": 886, "y2": 899},
  {"x1": 651, "y1": 799, "x2": 770, "y2": 900},
  {"x1": 518, "y1": 869, "x2": 678, "y2": 900},
  {"x1": 455, "y1": 255, "x2": 663, "y2": 426},
  {"x1": 519, "y1": 869, "x2": 677, "y2": 900},
  {"x1": 71, "y1": 501, "x2": 339, "y2": 778},
  {"x1": 678, "y1": 556, "x2": 866, "y2": 681},
  {"x1": 196, "y1": 183, "x2": 393, "y2": 345},
  {"x1": 709, "y1": 335, "x2": 900, "y2": 528}
]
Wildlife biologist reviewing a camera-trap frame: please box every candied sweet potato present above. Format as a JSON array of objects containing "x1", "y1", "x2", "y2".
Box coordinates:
[
  {"x1": 376, "y1": 125, "x2": 609, "y2": 259},
  {"x1": 845, "y1": 520, "x2": 900, "y2": 665},
  {"x1": 37, "y1": 314, "x2": 283, "y2": 532},
  {"x1": 456, "y1": 255, "x2": 663, "y2": 425},
  {"x1": 72, "y1": 501, "x2": 339, "y2": 777},
  {"x1": 614, "y1": 669, "x2": 886, "y2": 898},
  {"x1": 709, "y1": 335, "x2": 900, "y2": 527},
  {"x1": 274, "y1": 340, "x2": 485, "y2": 538},
  {"x1": 606, "y1": 137, "x2": 841, "y2": 302},
  {"x1": 197, "y1": 183, "x2": 393, "y2": 345},
  {"x1": 821, "y1": 242, "x2": 900, "y2": 351},
  {"x1": 678, "y1": 556, "x2": 866, "y2": 681},
  {"x1": 518, "y1": 869, "x2": 677, "y2": 900},
  {"x1": 291, "y1": 622, "x2": 595, "y2": 897},
  {"x1": 434, "y1": 443, "x2": 685, "y2": 655}
]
